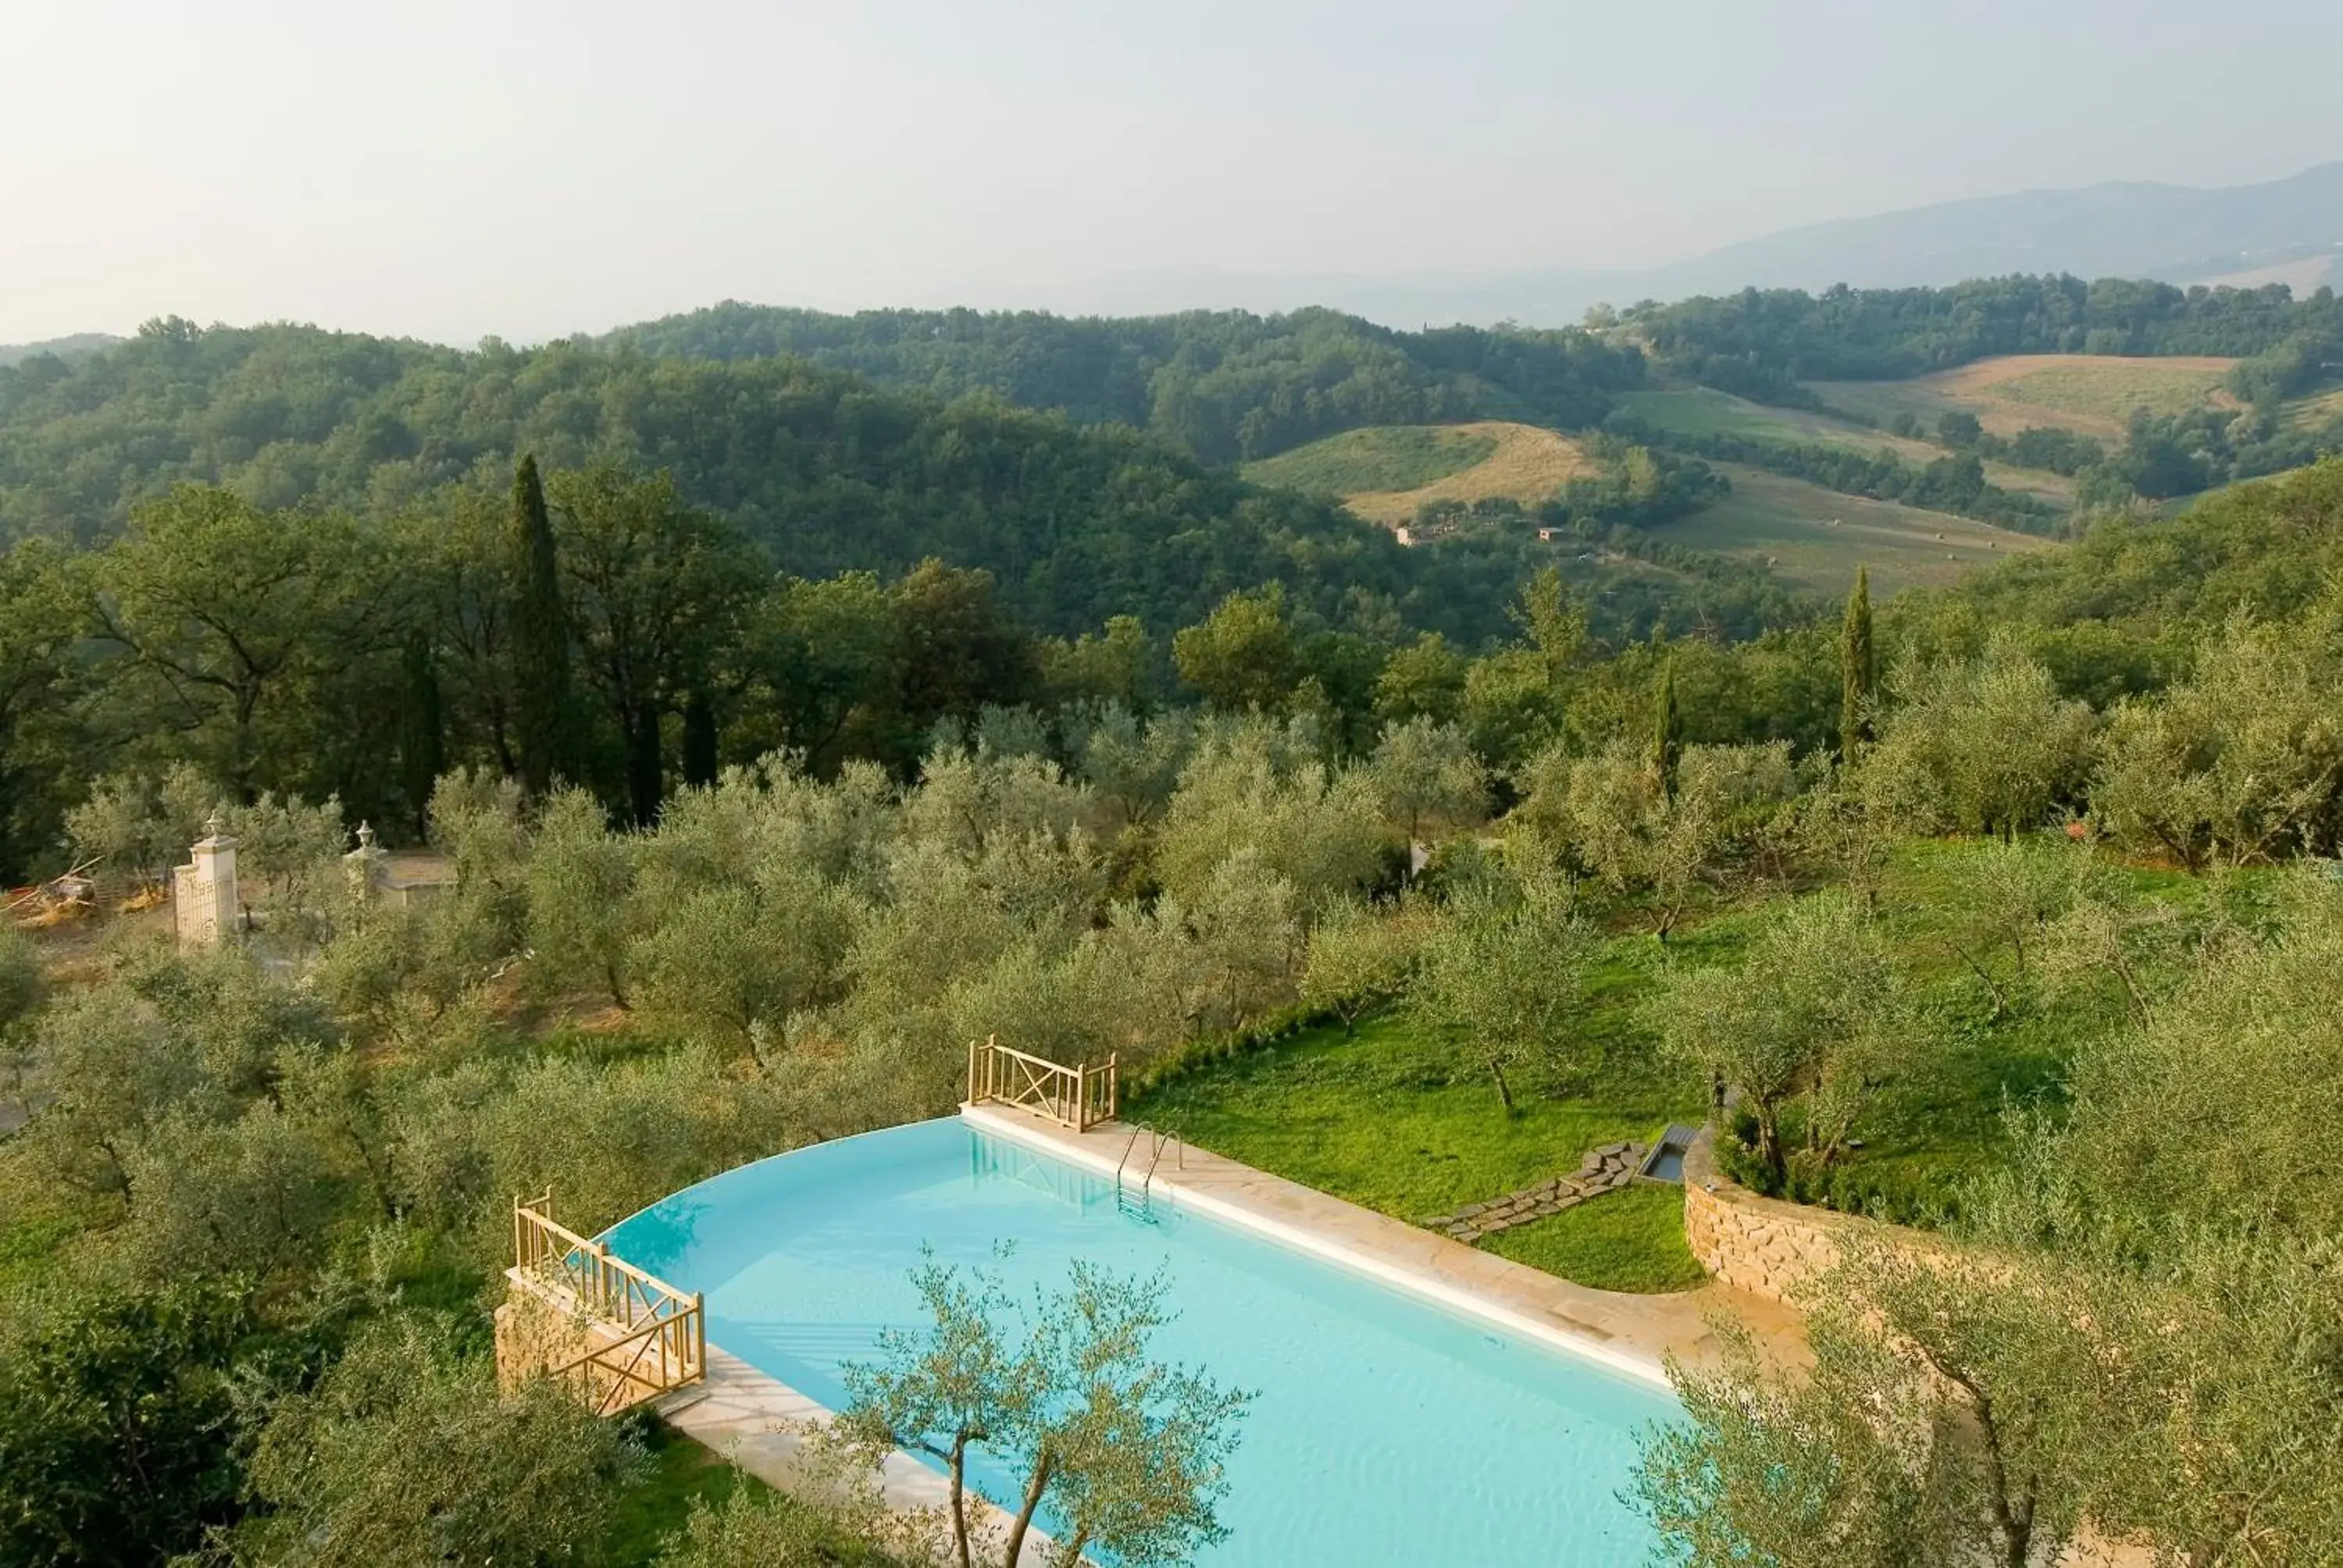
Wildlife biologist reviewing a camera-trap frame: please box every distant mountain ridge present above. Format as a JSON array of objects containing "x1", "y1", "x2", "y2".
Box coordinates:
[
  {"x1": 1050, "y1": 162, "x2": 2343, "y2": 327},
  {"x1": 0, "y1": 332, "x2": 125, "y2": 368}
]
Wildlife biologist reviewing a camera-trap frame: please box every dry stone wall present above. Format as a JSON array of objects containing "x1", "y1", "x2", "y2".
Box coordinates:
[{"x1": 1679, "y1": 1129, "x2": 1856, "y2": 1303}]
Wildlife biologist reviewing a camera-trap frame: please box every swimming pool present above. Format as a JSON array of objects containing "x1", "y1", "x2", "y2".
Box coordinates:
[{"x1": 606, "y1": 1117, "x2": 1677, "y2": 1566}]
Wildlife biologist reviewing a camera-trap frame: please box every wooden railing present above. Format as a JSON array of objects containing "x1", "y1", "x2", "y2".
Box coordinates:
[
  {"x1": 512, "y1": 1193, "x2": 705, "y2": 1416},
  {"x1": 967, "y1": 1035, "x2": 1118, "y2": 1131}
]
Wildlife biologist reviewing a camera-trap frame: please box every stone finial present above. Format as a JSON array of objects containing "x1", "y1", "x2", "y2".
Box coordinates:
[
  {"x1": 202, "y1": 811, "x2": 223, "y2": 839},
  {"x1": 356, "y1": 821, "x2": 377, "y2": 851}
]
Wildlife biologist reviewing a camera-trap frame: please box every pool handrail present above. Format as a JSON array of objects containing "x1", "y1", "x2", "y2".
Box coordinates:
[
  {"x1": 510, "y1": 1191, "x2": 707, "y2": 1413},
  {"x1": 1116, "y1": 1121, "x2": 1186, "y2": 1201},
  {"x1": 967, "y1": 1035, "x2": 1118, "y2": 1131}
]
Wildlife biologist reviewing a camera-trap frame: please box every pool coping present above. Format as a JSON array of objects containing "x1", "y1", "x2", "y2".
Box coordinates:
[
  {"x1": 660, "y1": 1347, "x2": 1058, "y2": 1566},
  {"x1": 961, "y1": 1103, "x2": 1799, "y2": 1389}
]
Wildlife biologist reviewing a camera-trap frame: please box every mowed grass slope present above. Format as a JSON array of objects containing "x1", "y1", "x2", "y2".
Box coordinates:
[
  {"x1": 1667, "y1": 461, "x2": 2053, "y2": 596},
  {"x1": 1243, "y1": 421, "x2": 1600, "y2": 528},
  {"x1": 2284, "y1": 380, "x2": 2343, "y2": 430},
  {"x1": 1241, "y1": 424, "x2": 1498, "y2": 497},
  {"x1": 1813, "y1": 354, "x2": 2238, "y2": 443},
  {"x1": 1619, "y1": 386, "x2": 2074, "y2": 505}
]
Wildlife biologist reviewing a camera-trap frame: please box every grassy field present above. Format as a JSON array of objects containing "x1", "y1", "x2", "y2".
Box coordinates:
[
  {"x1": 2284, "y1": 380, "x2": 2343, "y2": 430},
  {"x1": 1243, "y1": 421, "x2": 1600, "y2": 528},
  {"x1": 1664, "y1": 461, "x2": 2055, "y2": 596},
  {"x1": 1132, "y1": 1012, "x2": 1693, "y2": 1225},
  {"x1": 1129, "y1": 924, "x2": 1716, "y2": 1292},
  {"x1": 1241, "y1": 424, "x2": 1497, "y2": 497},
  {"x1": 1620, "y1": 386, "x2": 2074, "y2": 504},
  {"x1": 602, "y1": 1420, "x2": 760, "y2": 1562},
  {"x1": 1813, "y1": 354, "x2": 2238, "y2": 443},
  {"x1": 1620, "y1": 387, "x2": 1934, "y2": 453}
]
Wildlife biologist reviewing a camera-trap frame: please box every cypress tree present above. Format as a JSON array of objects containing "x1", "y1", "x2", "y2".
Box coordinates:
[
  {"x1": 1652, "y1": 658, "x2": 1681, "y2": 806},
  {"x1": 396, "y1": 630, "x2": 446, "y2": 837},
  {"x1": 1839, "y1": 565, "x2": 1876, "y2": 764},
  {"x1": 508, "y1": 454, "x2": 571, "y2": 796},
  {"x1": 681, "y1": 690, "x2": 720, "y2": 790}
]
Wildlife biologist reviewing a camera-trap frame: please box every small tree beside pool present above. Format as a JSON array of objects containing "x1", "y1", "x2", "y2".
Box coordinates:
[{"x1": 835, "y1": 1254, "x2": 1249, "y2": 1568}]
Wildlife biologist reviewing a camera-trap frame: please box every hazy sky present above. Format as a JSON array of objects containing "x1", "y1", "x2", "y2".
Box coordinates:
[{"x1": 5, "y1": 0, "x2": 2338, "y2": 344}]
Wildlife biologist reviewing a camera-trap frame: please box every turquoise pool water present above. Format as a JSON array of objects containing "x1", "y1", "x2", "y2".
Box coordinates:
[{"x1": 607, "y1": 1118, "x2": 1676, "y2": 1566}]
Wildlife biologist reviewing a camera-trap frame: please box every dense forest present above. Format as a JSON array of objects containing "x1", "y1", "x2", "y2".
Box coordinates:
[
  {"x1": 1624, "y1": 273, "x2": 2342, "y2": 393},
  {"x1": 591, "y1": 304, "x2": 1645, "y2": 464},
  {"x1": 0, "y1": 316, "x2": 1798, "y2": 647}
]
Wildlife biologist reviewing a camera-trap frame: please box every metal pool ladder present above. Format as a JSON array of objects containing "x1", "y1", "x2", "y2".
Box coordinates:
[{"x1": 1114, "y1": 1122, "x2": 1183, "y2": 1224}]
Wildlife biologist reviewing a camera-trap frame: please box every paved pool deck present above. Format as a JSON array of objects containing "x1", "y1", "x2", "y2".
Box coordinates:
[
  {"x1": 659, "y1": 1346, "x2": 1057, "y2": 1565},
  {"x1": 961, "y1": 1103, "x2": 1804, "y2": 1383}
]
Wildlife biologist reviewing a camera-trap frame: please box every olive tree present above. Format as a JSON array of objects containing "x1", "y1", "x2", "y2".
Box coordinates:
[
  {"x1": 837, "y1": 1257, "x2": 1248, "y2": 1568},
  {"x1": 2092, "y1": 608, "x2": 2343, "y2": 871},
  {"x1": 1859, "y1": 636, "x2": 2095, "y2": 839},
  {"x1": 1646, "y1": 889, "x2": 1910, "y2": 1185},
  {"x1": 1407, "y1": 875, "x2": 1599, "y2": 1113},
  {"x1": 1363, "y1": 715, "x2": 1486, "y2": 860},
  {"x1": 119, "y1": 1099, "x2": 344, "y2": 1281},
  {"x1": 17, "y1": 988, "x2": 198, "y2": 1201},
  {"x1": 630, "y1": 871, "x2": 848, "y2": 1049},
  {"x1": 62, "y1": 762, "x2": 221, "y2": 889},
  {"x1": 1526, "y1": 737, "x2": 1792, "y2": 941},
  {"x1": 1153, "y1": 718, "x2": 1386, "y2": 915},
  {"x1": 1639, "y1": 1239, "x2": 2105, "y2": 1568},
  {"x1": 1299, "y1": 900, "x2": 1428, "y2": 1034},
  {"x1": 1933, "y1": 836, "x2": 2098, "y2": 1017},
  {"x1": 523, "y1": 786, "x2": 640, "y2": 1008},
  {"x1": 0, "y1": 1280, "x2": 255, "y2": 1568},
  {"x1": 238, "y1": 1313, "x2": 638, "y2": 1567}
]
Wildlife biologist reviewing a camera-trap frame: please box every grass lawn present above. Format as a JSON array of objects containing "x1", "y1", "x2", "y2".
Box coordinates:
[
  {"x1": 601, "y1": 1420, "x2": 762, "y2": 1563},
  {"x1": 1129, "y1": 929, "x2": 1711, "y2": 1289},
  {"x1": 1133, "y1": 838, "x2": 2193, "y2": 1262},
  {"x1": 1482, "y1": 1185, "x2": 1707, "y2": 1293},
  {"x1": 1134, "y1": 1010, "x2": 1684, "y2": 1221}
]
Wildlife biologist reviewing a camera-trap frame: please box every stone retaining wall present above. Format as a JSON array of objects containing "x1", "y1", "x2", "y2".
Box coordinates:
[{"x1": 1679, "y1": 1129, "x2": 1856, "y2": 1303}]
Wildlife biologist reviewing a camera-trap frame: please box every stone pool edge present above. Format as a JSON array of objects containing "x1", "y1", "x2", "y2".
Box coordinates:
[
  {"x1": 960, "y1": 1103, "x2": 1685, "y2": 1392},
  {"x1": 660, "y1": 1347, "x2": 1058, "y2": 1566}
]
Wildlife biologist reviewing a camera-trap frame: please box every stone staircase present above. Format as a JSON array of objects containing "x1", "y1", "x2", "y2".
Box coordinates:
[{"x1": 1425, "y1": 1141, "x2": 1648, "y2": 1243}]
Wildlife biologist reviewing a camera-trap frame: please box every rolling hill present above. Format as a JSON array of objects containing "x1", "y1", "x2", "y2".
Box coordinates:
[
  {"x1": 1617, "y1": 387, "x2": 2076, "y2": 506},
  {"x1": 1236, "y1": 415, "x2": 2056, "y2": 597},
  {"x1": 1812, "y1": 355, "x2": 2242, "y2": 443},
  {"x1": 1662, "y1": 463, "x2": 2053, "y2": 597},
  {"x1": 1241, "y1": 422, "x2": 1600, "y2": 528},
  {"x1": 0, "y1": 332, "x2": 123, "y2": 368}
]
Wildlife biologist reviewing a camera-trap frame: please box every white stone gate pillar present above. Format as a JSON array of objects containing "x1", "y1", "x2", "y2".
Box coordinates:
[{"x1": 173, "y1": 816, "x2": 239, "y2": 949}]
